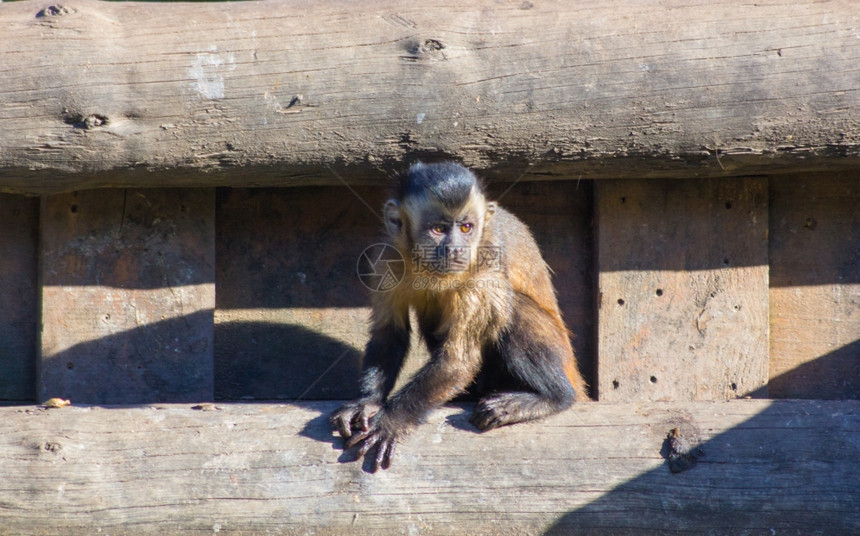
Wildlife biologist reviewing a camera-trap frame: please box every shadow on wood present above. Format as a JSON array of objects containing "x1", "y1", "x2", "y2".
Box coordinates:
[
  {"x1": 545, "y1": 351, "x2": 860, "y2": 535},
  {"x1": 0, "y1": 194, "x2": 38, "y2": 401},
  {"x1": 215, "y1": 322, "x2": 362, "y2": 401},
  {"x1": 768, "y1": 339, "x2": 860, "y2": 401},
  {"x1": 39, "y1": 311, "x2": 215, "y2": 405}
]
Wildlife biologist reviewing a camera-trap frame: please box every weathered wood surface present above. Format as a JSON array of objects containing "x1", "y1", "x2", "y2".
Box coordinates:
[
  {"x1": 1, "y1": 0, "x2": 859, "y2": 193},
  {"x1": 0, "y1": 400, "x2": 857, "y2": 535},
  {"x1": 0, "y1": 194, "x2": 38, "y2": 401},
  {"x1": 214, "y1": 186, "x2": 381, "y2": 400},
  {"x1": 769, "y1": 173, "x2": 860, "y2": 399},
  {"x1": 595, "y1": 178, "x2": 769, "y2": 401},
  {"x1": 39, "y1": 189, "x2": 216, "y2": 404}
]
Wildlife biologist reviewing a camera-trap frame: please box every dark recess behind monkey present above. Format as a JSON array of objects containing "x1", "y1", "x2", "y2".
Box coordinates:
[{"x1": 330, "y1": 162, "x2": 587, "y2": 471}]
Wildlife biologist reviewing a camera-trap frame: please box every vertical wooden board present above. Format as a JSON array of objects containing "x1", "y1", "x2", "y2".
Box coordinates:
[
  {"x1": 769, "y1": 173, "x2": 860, "y2": 399},
  {"x1": 215, "y1": 186, "x2": 387, "y2": 400},
  {"x1": 0, "y1": 194, "x2": 38, "y2": 401},
  {"x1": 596, "y1": 178, "x2": 769, "y2": 402},
  {"x1": 488, "y1": 180, "x2": 594, "y2": 395},
  {"x1": 40, "y1": 189, "x2": 215, "y2": 404}
]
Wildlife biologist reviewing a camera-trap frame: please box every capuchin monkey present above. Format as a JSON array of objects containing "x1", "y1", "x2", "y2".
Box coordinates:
[{"x1": 331, "y1": 161, "x2": 587, "y2": 471}]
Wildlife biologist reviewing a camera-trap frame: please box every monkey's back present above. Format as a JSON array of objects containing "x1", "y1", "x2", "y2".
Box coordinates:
[
  {"x1": 489, "y1": 207, "x2": 561, "y2": 314},
  {"x1": 488, "y1": 206, "x2": 588, "y2": 400}
]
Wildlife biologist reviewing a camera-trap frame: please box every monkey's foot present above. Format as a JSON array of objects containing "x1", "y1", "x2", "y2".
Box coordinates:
[{"x1": 470, "y1": 392, "x2": 557, "y2": 431}]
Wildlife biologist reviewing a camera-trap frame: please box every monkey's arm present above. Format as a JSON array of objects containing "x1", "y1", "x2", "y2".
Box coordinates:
[
  {"x1": 345, "y1": 303, "x2": 490, "y2": 471},
  {"x1": 330, "y1": 310, "x2": 410, "y2": 440}
]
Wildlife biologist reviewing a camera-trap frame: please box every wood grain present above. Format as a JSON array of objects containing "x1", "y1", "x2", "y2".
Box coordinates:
[
  {"x1": 596, "y1": 178, "x2": 769, "y2": 401},
  {"x1": 769, "y1": 173, "x2": 860, "y2": 398},
  {"x1": 0, "y1": 194, "x2": 38, "y2": 400},
  {"x1": 0, "y1": 0, "x2": 858, "y2": 193},
  {"x1": 214, "y1": 186, "x2": 384, "y2": 400},
  {"x1": 0, "y1": 400, "x2": 856, "y2": 535},
  {"x1": 39, "y1": 189, "x2": 216, "y2": 404}
]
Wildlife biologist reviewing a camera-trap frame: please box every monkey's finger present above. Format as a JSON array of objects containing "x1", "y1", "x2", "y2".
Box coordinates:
[
  {"x1": 375, "y1": 438, "x2": 396, "y2": 471},
  {"x1": 357, "y1": 413, "x2": 371, "y2": 432},
  {"x1": 331, "y1": 414, "x2": 354, "y2": 440},
  {"x1": 345, "y1": 430, "x2": 370, "y2": 450},
  {"x1": 356, "y1": 433, "x2": 380, "y2": 458},
  {"x1": 337, "y1": 421, "x2": 354, "y2": 440}
]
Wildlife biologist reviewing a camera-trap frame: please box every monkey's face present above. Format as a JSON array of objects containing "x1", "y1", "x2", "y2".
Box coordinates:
[
  {"x1": 400, "y1": 189, "x2": 496, "y2": 275},
  {"x1": 384, "y1": 165, "x2": 497, "y2": 277},
  {"x1": 411, "y1": 205, "x2": 483, "y2": 274}
]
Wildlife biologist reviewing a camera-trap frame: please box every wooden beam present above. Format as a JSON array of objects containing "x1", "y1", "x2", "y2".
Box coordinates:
[
  {"x1": 1, "y1": 0, "x2": 858, "y2": 193},
  {"x1": 0, "y1": 400, "x2": 857, "y2": 535}
]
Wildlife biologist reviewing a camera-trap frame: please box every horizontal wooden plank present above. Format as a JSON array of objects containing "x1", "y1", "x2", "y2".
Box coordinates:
[
  {"x1": 0, "y1": 0, "x2": 858, "y2": 193},
  {"x1": 0, "y1": 400, "x2": 857, "y2": 535}
]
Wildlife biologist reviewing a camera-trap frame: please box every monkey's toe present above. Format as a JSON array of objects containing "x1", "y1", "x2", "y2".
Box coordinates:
[
  {"x1": 471, "y1": 392, "x2": 561, "y2": 431},
  {"x1": 470, "y1": 395, "x2": 514, "y2": 431}
]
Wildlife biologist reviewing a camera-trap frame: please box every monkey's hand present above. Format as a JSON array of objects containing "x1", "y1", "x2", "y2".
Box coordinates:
[
  {"x1": 343, "y1": 411, "x2": 401, "y2": 472},
  {"x1": 329, "y1": 400, "x2": 382, "y2": 440}
]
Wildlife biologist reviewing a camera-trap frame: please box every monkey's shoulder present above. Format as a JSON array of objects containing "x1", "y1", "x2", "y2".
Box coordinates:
[
  {"x1": 487, "y1": 205, "x2": 558, "y2": 305},
  {"x1": 486, "y1": 206, "x2": 546, "y2": 267}
]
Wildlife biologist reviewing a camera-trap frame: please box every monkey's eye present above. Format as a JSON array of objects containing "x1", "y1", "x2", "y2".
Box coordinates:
[
  {"x1": 430, "y1": 224, "x2": 448, "y2": 235},
  {"x1": 459, "y1": 223, "x2": 473, "y2": 234}
]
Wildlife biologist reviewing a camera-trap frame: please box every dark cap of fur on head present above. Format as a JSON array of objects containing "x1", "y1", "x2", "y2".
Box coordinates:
[{"x1": 400, "y1": 162, "x2": 478, "y2": 209}]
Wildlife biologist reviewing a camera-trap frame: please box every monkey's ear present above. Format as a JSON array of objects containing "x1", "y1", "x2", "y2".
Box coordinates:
[
  {"x1": 485, "y1": 201, "x2": 498, "y2": 220},
  {"x1": 383, "y1": 199, "x2": 403, "y2": 235}
]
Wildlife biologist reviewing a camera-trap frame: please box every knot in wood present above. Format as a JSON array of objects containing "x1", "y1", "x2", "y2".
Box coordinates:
[
  {"x1": 37, "y1": 5, "x2": 77, "y2": 18},
  {"x1": 401, "y1": 39, "x2": 447, "y2": 62}
]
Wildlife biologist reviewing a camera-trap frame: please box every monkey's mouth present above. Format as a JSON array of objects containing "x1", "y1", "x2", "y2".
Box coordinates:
[
  {"x1": 412, "y1": 255, "x2": 471, "y2": 274},
  {"x1": 445, "y1": 259, "x2": 471, "y2": 273}
]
